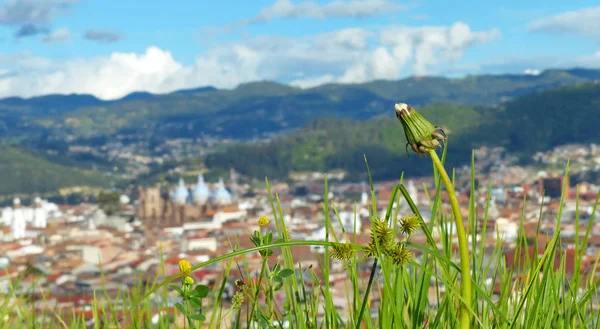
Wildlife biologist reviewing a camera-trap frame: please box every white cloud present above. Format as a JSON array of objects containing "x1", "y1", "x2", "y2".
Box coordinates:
[
  {"x1": 0, "y1": 47, "x2": 183, "y2": 100},
  {"x1": 41, "y1": 28, "x2": 70, "y2": 43},
  {"x1": 455, "y1": 50, "x2": 600, "y2": 76},
  {"x1": 201, "y1": 0, "x2": 407, "y2": 35},
  {"x1": 529, "y1": 6, "x2": 600, "y2": 37},
  {"x1": 246, "y1": 0, "x2": 404, "y2": 23},
  {"x1": 288, "y1": 74, "x2": 337, "y2": 88},
  {"x1": 0, "y1": 22, "x2": 501, "y2": 100},
  {"x1": 330, "y1": 22, "x2": 500, "y2": 82}
]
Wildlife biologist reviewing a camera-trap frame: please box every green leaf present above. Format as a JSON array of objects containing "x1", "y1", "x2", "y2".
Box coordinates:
[
  {"x1": 265, "y1": 231, "x2": 273, "y2": 244},
  {"x1": 193, "y1": 285, "x2": 210, "y2": 298},
  {"x1": 279, "y1": 269, "x2": 294, "y2": 278},
  {"x1": 273, "y1": 238, "x2": 285, "y2": 244},
  {"x1": 273, "y1": 281, "x2": 283, "y2": 291},
  {"x1": 188, "y1": 313, "x2": 206, "y2": 321},
  {"x1": 250, "y1": 235, "x2": 261, "y2": 247},
  {"x1": 174, "y1": 302, "x2": 187, "y2": 316},
  {"x1": 273, "y1": 275, "x2": 283, "y2": 283},
  {"x1": 189, "y1": 297, "x2": 202, "y2": 309},
  {"x1": 272, "y1": 264, "x2": 280, "y2": 273},
  {"x1": 169, "y1": 285, "x2": 183, "y2": 295},
  {"x1": 190, "y1": 296, "x2": 203, "y2": 308}
]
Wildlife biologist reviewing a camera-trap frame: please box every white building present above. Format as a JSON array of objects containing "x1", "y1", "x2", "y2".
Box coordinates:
[
  {"x1": 32, "y1": 197, "x2": 48, "y2": 228},
  {"x1": 407, "y1": 180, "x2": 419, "y2": 206},
  {"x1": 2, "y1": 197, "x2": 53, "y2": 238},
  {"x1": 10, "y1": 198, "x2": 26, "y2": 240},
  {"x1": 338, "y1": 211, "x2": 362, "y2": 233}
]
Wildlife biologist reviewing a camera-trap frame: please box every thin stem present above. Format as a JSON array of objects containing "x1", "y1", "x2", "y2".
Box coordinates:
[
  {"x1": 184, "y1": 298, "x2": 189, "y2": 329},
  {"x1": 355, "y1": 259, "x2": 378, "y2": 329},
  {"x1": 247, "y1": 258, "x2": 268, "y2": 328},
  {"x1": 428, "y1": 149, "x2": 472, "y2": 329},
  {"x1": 136, "y1": 240, "x2": 339, "y2": 311}
]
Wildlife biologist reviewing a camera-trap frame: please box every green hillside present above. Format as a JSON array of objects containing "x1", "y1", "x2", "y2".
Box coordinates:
[
  {"x1": 204, "y1": 83, "x2": 600, "y2": 180},
  {"x1": 502, "y1": 83, "x2": 600, "y2": 152},
  {"x1": 204, "y1": 103, "x2": 496, "y2": 180},
  {"x1": 0, "y1": 146, "x2": 110, "y2": 195},
  {"x1": 23, "y1": 68, "x2": 600, "y2": 140},
  {"x1": 1, "y1": 69, "x2": 599, "y2": 189}
]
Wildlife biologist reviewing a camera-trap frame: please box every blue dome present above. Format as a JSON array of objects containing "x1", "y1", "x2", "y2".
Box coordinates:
[
  {"x1": 172, "y1": 178, "x2": 189, "y2": 205},
  {"x1": 192, "y1": 174, "x2": 211, "y2": 204},
  {"x1": 211, "y1": 177, "x2": 232, "y2": 205}
]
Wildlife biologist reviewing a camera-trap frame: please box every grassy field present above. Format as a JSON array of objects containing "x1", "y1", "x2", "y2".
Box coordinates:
[
  {"x1": 2, "y1": 153, "x2": 599, "y2": 328},
  {"x1": 2, "y1": 107, "x2": 600, "y2": 328}
]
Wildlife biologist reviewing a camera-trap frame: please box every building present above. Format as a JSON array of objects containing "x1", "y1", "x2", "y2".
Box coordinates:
[
  {"x1": 137, "y1": 175, "x2": 240, "y2": 227},
  {"x1": 539, "y1": 176, "x2": 569, "y2": 199}
]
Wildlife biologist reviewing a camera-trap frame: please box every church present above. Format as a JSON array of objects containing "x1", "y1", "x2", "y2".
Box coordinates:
[
  {"x1": 1, "y1": 197, "x2": 51, "y2": 241},
  {"x1": 136, "y1": 174, "x2": 244, "y2": 228}
]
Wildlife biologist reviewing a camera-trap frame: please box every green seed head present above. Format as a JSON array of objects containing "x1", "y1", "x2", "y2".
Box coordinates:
[
  {"x1": 331, "y1": 242, "x2": 355, "y2": 261},
  {"x1": 364, "y1": 218, "x2": 394, "y2": 257},
  {"x1": 399, "y1": 214, "x2": 421, "y2": 236},
  {"x1": 390, "y1": 242, "x2": 413, "y2": 267},
  {"x1": 394, "y1": 103, "x2": 446, "y2": 155},
  {"x1": 231, "y1": 291, "x2": 245, "y2": 310},
  {"x1": 372, "y1": 218, "x2": 393, "y2": 248}
]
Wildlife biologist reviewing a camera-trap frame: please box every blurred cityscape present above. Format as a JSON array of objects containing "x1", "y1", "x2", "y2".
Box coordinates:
[{"x1": 1, "y1": 142, "x2": 599, "y2": 325}]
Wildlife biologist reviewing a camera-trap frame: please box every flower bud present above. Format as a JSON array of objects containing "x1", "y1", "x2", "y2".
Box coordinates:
[
  {"x1": 183, "y1": 276, "x2": 195, "y2": 285},
  {"x1": 394, "y1": 103, "x2": 446, "y2": 155}
]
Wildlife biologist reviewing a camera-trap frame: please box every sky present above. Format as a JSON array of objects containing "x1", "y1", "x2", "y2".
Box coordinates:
[{"x1": 0, "y1": 0, "x2": 599, "y2": 100}]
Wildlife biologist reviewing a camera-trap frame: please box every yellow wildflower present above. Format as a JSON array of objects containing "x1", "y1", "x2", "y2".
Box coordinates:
[
  {"x1": 179, "y1": 259, "x2": 191, "y2": 277},
  {"x1": 258, "y1": 216, "x2": 269, "y2": 227}
]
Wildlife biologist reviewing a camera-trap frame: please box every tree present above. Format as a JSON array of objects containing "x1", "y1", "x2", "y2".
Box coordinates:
[{"x1": 97, "y1": 191, "x2": 120, "y2": 215}]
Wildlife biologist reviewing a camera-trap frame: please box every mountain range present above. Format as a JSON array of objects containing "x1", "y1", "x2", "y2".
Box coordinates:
[
  {"x1": 0, "y1": 68, "x2": 599, "y2": 195},
  {"x1": 2, "y1": 68, "x2": 599, "y2": 142}
]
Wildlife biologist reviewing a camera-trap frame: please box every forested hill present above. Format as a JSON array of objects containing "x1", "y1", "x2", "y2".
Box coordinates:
[
  {"x1": 204, "y1": 83, "x2": 600, "y2": 180},
  {"x1": 0, "y1": 146, "x2": 110, "y2": 195},
  {"x1": 0, "y1": 69, "x2": 599, "y2": 193},
  {"x1": 1, "y1": 68, "x2": 598, "y2": 141}
]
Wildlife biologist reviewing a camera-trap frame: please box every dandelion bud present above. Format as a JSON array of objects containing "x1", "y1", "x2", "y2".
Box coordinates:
[{"x1": 394, "y1": 103, "x2": 446, "y2": 155}]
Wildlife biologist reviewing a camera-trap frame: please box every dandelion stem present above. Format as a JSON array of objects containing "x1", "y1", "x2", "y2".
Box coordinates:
[
  {"x1": 355, "y1": 259, "x2": 378, "y2": 329},
  {"x1": 428, "y1": 149, "x2": 472, "y2": 329}
]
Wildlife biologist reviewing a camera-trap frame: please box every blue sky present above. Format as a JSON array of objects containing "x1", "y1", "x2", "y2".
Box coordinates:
[{"x1": 1, "y1": 0, "x2": 600, "y2": 99}]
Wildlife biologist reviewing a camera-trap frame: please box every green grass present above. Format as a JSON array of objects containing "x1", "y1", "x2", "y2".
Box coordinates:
[{"x1": 2, "y1": 146, "x2": 600, "y2": 328}]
